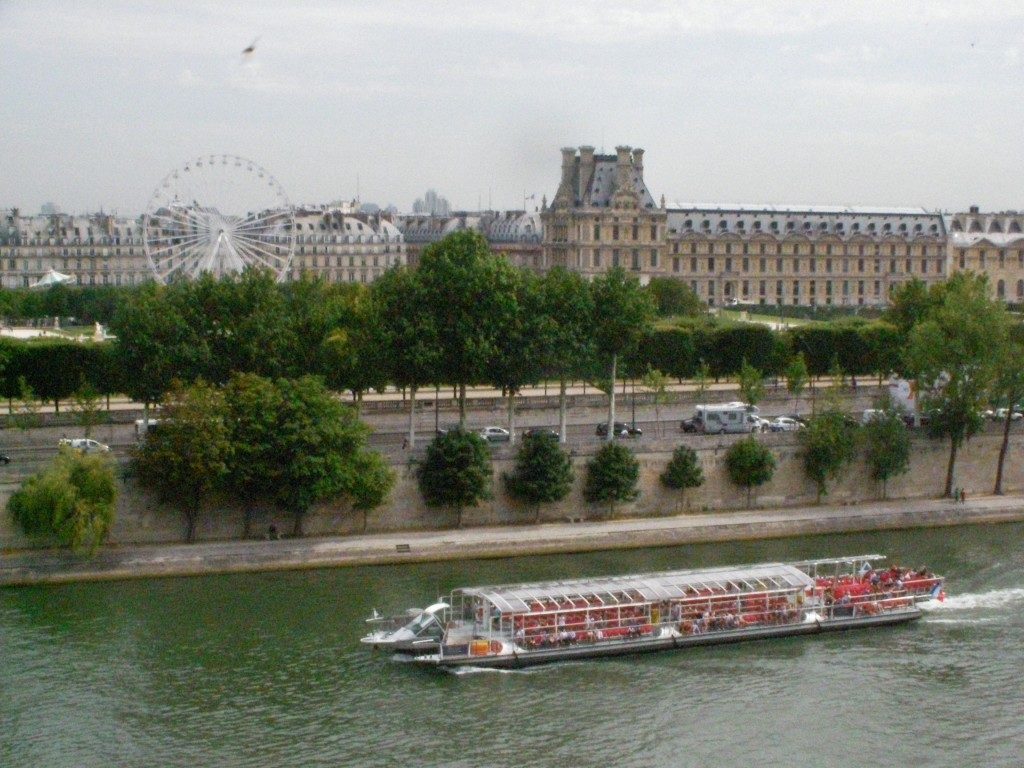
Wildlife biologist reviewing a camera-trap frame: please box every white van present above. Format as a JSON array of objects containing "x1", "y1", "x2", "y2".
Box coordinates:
[{"x1": 694, "y1": 403, "x2": 763, "y2": 434}]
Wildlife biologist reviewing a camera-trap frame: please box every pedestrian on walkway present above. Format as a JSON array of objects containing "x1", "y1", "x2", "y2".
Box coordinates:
[{"x1": 961, "y1": 488, "x2": 967, "y2": 503}]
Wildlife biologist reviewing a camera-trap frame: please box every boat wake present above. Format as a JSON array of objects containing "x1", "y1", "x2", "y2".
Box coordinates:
[{"x1": 921, "y1": 587, "x2": 1024, "y2": 612}]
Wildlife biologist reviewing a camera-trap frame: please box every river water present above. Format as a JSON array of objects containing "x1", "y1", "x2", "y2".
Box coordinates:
[{"x1": 2, "y1": 523, "x2": 1023, "y2": 768}]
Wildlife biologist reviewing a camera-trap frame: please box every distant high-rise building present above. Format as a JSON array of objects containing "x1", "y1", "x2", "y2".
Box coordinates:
[{"x1": 412, "y1": 189, "x2": 451, "y2": 216}]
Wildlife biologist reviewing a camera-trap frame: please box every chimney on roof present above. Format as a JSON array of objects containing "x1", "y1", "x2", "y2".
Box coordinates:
[
  {"x1": 632, "y1": 147, "x2": 644, "y2": 175},
  {"x1": 969, "y1": 205, "x2": 980, "y2": 214},
  {"x1": 553, "y1": 147, "x2": 577, "y2": 206},
  {"x1": 578, "y1": 146, "x2": 595, "y2": 203},
  {"x1": 615, "y1": 145, "x2": 632, "y2": 192}
]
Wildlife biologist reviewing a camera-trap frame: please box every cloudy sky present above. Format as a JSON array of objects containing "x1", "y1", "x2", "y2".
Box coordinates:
[{"x1": 2, "y1": 1, "x2": 1023, "y2": 215}]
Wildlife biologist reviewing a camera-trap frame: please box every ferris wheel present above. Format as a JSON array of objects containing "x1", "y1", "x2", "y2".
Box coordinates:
[{"x1": 143, "y1": 154, "x2": 295, "y2": 283}]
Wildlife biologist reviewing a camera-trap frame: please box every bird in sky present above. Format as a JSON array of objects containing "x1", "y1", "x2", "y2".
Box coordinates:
[{"x1": 242, "y1": 37, "x2": 259, "y2": 57}]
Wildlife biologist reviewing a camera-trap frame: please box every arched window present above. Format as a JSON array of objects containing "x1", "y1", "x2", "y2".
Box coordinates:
[
  {"x1": 997, "y1": 279, "x2": 1006, "y2": 299},
  {"x1": 1017, "y1": 280, "x2": 1023, "y2": 299}
]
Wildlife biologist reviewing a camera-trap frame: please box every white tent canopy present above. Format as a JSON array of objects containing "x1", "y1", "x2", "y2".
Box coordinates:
[{"x1": 29, "y1": 268, "x2": 74, "y2": 289}]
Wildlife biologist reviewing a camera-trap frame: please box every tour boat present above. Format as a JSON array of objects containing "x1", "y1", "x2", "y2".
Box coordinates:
[{"x1": 363, "y1": 555, "x2": 943, "y2": 669}]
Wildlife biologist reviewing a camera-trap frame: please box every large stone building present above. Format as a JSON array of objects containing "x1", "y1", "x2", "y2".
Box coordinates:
[
  {"x1": 539, "y1": 145, "x2": 956, "y2": 306},
  {"x1": 541, "y1": 145, "x2": 667, "y2": 283},
  {"x1": 395, "y1": 210, "x2": 542, "y2": 269},
  {"x1": 1, "y1": 205, "x2": 405, "y2": 289},
  {"x1": 664, "y1": 204, "x2": 947, "y2": 307},
  {"x1": 946, "y1": 206, "x2": 1024, "y2": 303}
]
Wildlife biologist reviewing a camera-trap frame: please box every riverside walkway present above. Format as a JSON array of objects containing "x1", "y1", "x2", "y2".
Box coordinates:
[{"x1": 2, "y1": 494, "x2": 1022, "y2": 586}]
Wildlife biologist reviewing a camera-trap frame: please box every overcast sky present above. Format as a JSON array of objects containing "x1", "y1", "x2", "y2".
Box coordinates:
[{"x1": 2, "y1": 1, "x2": 1023, "y2": 216}]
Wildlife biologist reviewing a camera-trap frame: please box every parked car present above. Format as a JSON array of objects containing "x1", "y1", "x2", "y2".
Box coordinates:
[
  {"x1": 769, "y1": 416, "x2": 804, "y2": 432},
  {"x1": 478, "y1": 426, "x2": 511, "y2": 443},
  {"x1": 680, "y1": 416, "x2": 702, "y2": 433},
  {"x1": 595, "y1": 421, "x2": 643, "y2": 438},
  {"x1": 58, "y1": 438, "x2": 110, "y2": 454},
  {"x1": 993, "y1": 408, "x2": 1023, "y2": 422},
  {"x1": 750, "y1": 415, "x2": 772, "y2": 432},
  {"x1": 524, "y1": 427, "x2": 559, "y2": 440},
  {"x1": 0, "y1": 453, "x2": 10, "y2": 465},
  {"x1": 436, "y1": 424, "x2": 462, "y2": 436}
]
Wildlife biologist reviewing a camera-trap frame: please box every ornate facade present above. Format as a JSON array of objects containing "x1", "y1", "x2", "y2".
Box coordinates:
[
  {"x1": 1, "y1": 206, "x2": 405, "y2": 289},
  {"x1": 946, "y1": 207, "x2": 1024, "y2": 302},
  {"x1": 541, "y1": 145, "x2": 667, "y2": 284}
]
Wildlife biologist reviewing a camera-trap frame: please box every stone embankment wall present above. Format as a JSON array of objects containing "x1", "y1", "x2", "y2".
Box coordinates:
[{"x1": 2, "y1": 428, "x2": 1020, "y2": 549}]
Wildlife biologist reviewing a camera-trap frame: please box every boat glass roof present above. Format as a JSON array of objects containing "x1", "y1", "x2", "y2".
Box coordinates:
[{"x1": 459, "y1": 563, "x2": 815, "y2": 615}]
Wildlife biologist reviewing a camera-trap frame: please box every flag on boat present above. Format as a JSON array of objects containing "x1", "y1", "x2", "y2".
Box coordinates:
[
  {"x1": 859, "y1": 561, "x2": 873, "y2": 576},
  {"x1": 930, "y1": 583, "x2": 944, "y2": 600}
]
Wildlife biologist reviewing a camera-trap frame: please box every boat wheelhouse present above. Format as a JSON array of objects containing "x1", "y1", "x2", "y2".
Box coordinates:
[
  {"x1": 406, "y1": 556, "x2": 939, "y2": 669},
  {"x1": 360, "y1": 602, "x2": 449, "y2": 654}
]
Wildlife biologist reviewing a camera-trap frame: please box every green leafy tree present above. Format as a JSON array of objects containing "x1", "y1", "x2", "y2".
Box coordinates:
[
  {"x1": 660, "y1": 445, "x2": 704, "y2": 505},
  {"x1": 584, "y1": 442, "x2": 640, "y2": 517},
  {"x1": 489, "y1": 270, "x2": 549, "y2": 445},
  {"x1": 417, "y1": 231, "x2": 520, "y2": 425},
  {"x1": 70, "y1": 378, "x2": 103, "y2": 438},
  {"x1": 13, "y1": 376, "x2": 41, "y2": 430},
  {"x1": 347, "y1": 450, "x2": 395, "y2": 533},
  {"x1": 802, "y1": 409, "x2": 859, "y2": 502},
  {"x1": 864, "y1": 409, "x2": 911, "y2": 499},
  {"x1": 642, "y1": 366, "x2": 670, "y2": 436},
  {"x1": 884, "y1": 278, "x2": 935, "y2": 337},
  {"x1": 271, "y1": 376, "x2": 392, "y2": 536},
  {"x1": 645, "y1": 277, "x2": 705, "y2": 317},
  {"x1": 785, "y1": 353, "x2": 809, "y2": 401},
  {"x1": 725, "y1": 437, "x2": 775, "y2": 507},
  {"x1": 222, "y1": 373, "x2": 284, "y2": 538},
  {"x1": 992, "y1": 330, "x2": 1024, "y2": 494},
  {"x1": 538, "y1": 268, "x2": 595, "y2": 443},
  {"x1": 417, "y1": 428, "x2": 493, "y2": 528},
  {"x1": 738, "y1": 358, "x2": 765, "y2": 409},
  {"x1": 906, "y1": 273, "x2": 1006, "y2": 497},
  {"x1": 371, "y1": 267, "x2": 441, "y2": 449},
  {"x1": 591, "y1": 267, "x2": 655, "y2": 441},
  {"x1": 8, "y1": 447, "x2": 116, "y2": 553},
  {"x1": 504, "y1": 432, "x2": 574, "y2": 522},
  {"x1": 694, "y1": 359, "x2": 711, "y2": 404},
  {"x1": 133, "y1": 380, "x2": 232, "y2": 543}
]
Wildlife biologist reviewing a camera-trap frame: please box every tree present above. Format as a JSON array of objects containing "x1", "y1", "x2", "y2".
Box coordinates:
[
  {"x1": 13, "y1": 376, "x2": 41, "y2": 431},
  {"x1": 538, "y1": 269, "x2": 595, "y2": 443},
  {"x1": 584, "y1": 442, "x2": 640, "y2": 517},
  {"x1": 725, "y1": 437, "x2": 775, "y2": 507},
  {"x1": 417, "y1": 428, "x2": 493, "y2": 528},
  {"x1": 222, "y1": 373, "x2": 284, "y2": 538},
  {"x1": 504, "y1": 432, "x2": 574, "y2": 522},
  {"x1": 69, "y1": 378, "x2": 103, "y2": 438},
  {"x1": 694, "y1": 359, "x2": 711, "y2": 404},
  {"x1": 785, "y1": 353, "x2": 809, "y2": 402},
  {"x1": 133, "y1": 379, "x2": 231, "y2": 543},
  {"x1": 488, "y1": 270, "x2": 549, "y2": 445},
  {"x1": 884, "y1": 278, "x2": 935, "y2": 337},
  {"x1": 347, "y1": 450, "x2": 395, "y2": 533},
  {"x1": 8, "y1": 447, "x2": 116, "y2": 553},
  {"x1": 905, "y1": 273, "x2": 1006, "y2": 497},
  {"x1": 738, "y1": 358, "x2": 765, "y2": 409},
  {"x1": 641, "y1": 366, "x2": 670, "y2": 436},
  {"x1": 990, "y1": 326, "x2": 1024, "y2": 495},
  {"x1": 271, "y1": 376, "x2": 392, "y2": 536},
  {"x1": 864, "y1": 409, "x2": 911, "y2": 499},
  {"x1": 371, "y1": 267, "x2": 440, "y2": 449},
  {"x1": 801, "y1": 409, "x2": 858, "y2": 502},
  {"x1": 645, "y1": 277, "x2": 705, "y2": 317},
  {"x1": 416, "y1": 231, "x2": 520, "y2": 425},
  {"x1": 591, "y1": 267, "x2": 655, "y2": 442},
  {"x1": 660, "y1": 445, "x2": 704, "y2": 506}
]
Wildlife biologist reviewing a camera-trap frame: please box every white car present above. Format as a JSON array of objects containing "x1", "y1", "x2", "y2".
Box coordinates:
[
  {"x1": 478, "y1": 426, "x2": 511, "y2": 443},
  {"x1": 769, "y1": 417, "x2": 804, "y2": 432},
  {"x1": 58, "y1": 438, "x2": 110, "y2": 454},
  {"x1": 993, "y1": 408, "x2": 1023, "y2": 422}
]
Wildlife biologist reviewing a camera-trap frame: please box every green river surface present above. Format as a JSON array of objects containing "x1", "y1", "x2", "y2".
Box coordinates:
[{"x1": 2, "y1": 522, "x2": 1023, "y2": 768}]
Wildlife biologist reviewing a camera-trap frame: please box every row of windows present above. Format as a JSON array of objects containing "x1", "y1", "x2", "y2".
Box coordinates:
[
  {"x1": 691, "y1": 278, "x2": 891, "y2": 300},
  {"x1": 669, "y1": 241, "x2": 940, "y2": 257},
  {"x1": 584, "y1": 223, "x2": 660, "y2": 242},
  {"x1": 584, "y1": 249, "x2": 660, "y2": 270},
  {"x1": 677, "y1": 219, "x2": 940, "y2": 235},
  {"x1": 668, "y1": 256, "x2": 938, "y2": 276},
  {"x1": 956, "y1": 249, "x2": 1024, "y2": 270}
]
